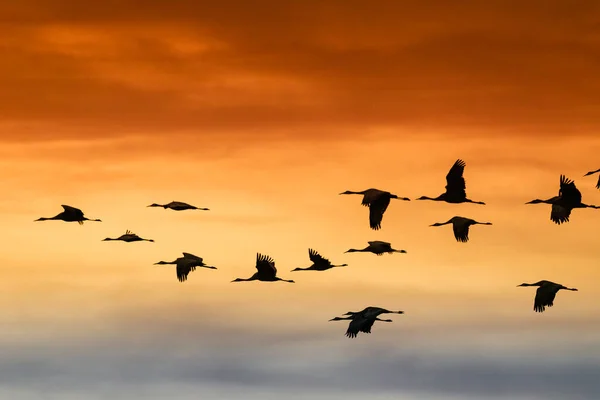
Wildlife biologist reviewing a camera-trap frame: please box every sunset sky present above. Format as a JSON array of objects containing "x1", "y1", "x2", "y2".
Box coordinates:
[{"x1": 2, "y1": 1, "x2": 600, "y2": 399}]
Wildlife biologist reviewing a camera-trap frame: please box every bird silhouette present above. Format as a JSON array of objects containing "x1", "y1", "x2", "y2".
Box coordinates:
[
  {"x1": 344, "y1": 241, "x2": 406, "y2": 256},
  {"x1": 342, "y1": 306, "x2": 405, "y2": 319},
  {"x1": 517, "y1": 280, "x2": 578, "y2": 313},
  {"x1": 416, "y1": 159, "x2": 486, "y2": 205},
  {"x1": 329, "y1": 314, "x2": 393, "y2": 338},
  {"x1": 154, "y1": 252, "x2": 217, "y2": 282},
  {"x1": 291, "y1": 248, "x2": 348, "y2": 272},
  {"x1": 429, "y1": 216, "x2": 492, "y2": 242},
  {"x1": 584, "y1": 169, "x2": 600, "y2": 189},
  {"x1": 339, "y1": 188, "x2": 410, "y2": 230},
  {"x1": 231, "y1": 253, "x2": 294, "y2": 283},
  {"x1": 525, "y1": 174, "x2": 599, "y2": 224},
  {"x1": 34, "y1": 205, "x2": 101, "y2": 225},
  {"x1": 147, "y1": 201, "x2": 209, "y2": 211},
  {"x1": 102, "y1": 230, "x2": 154, "y2": 242}
]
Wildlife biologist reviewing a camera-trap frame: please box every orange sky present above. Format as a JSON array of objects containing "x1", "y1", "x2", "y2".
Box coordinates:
[{"x1": 1, "y1": 2, "x2": 600, "y2": 399}]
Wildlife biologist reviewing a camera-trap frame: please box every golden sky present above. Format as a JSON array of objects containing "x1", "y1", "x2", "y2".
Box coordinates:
[{"x1": 1, "y1": 2, "x2": 600, "y2": 399}]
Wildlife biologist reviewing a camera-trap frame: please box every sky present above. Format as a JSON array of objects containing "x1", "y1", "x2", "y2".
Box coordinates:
[{"x1": 1, "y1": 1, "x2": 600, "y2": 399}]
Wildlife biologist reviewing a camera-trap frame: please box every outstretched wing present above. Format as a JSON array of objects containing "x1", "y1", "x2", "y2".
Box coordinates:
[
  {"x1": 452, "y1": 220, "x2": 470, "y2": 242},
  {"x1": 369, "y1": 195, "x2": 390, "y2": 230},
  {"x1": 550, "y1": 204, "x2": 571, "y2": 225},
  {"x1": 308, "y1": 249, "x2": 330, "y2": 265},
  {"x1": 359, "y1": 317, "x2": 377, "y2": 334},
  {"x1": 61, "y1": 205, "x2": 84, "y2": 216},
  {"x1": 559, "y1": 175, "x2": 582, "y2": 205},
  {"x1": 360, "y1": 189, "x2": 383, "y2": 206},
  {"x1": 182, "y1": 252, "x2": 203, "y2": 262},
  {"x1": 596, "y1": 175, "x2": 600, "y2": 189},
  {"x1": 255, "y1": 253, "x2": 277, "y2": 277},
  {"x1": 345, "y1": 317, "x2": 364, "y2": 338},
  {"x1": 445, "y1": 159, "x2": 467, "y2": 197},
  {"x1": 534, "y1": 284, "x2": 557, "y2": 313}
]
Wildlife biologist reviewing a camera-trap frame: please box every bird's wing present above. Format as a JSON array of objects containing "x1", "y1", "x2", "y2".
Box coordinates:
[
  {"x1": 308, "y1": 249, "x2": 330, "y2": 265},
  {"x1": 345, "y1": 317, "x2": 364, "y2": 338},
  {"x1": 182, "y1": 252, "x2": 203, "y2": 262},
  {"x1": 596, "y1": 175, "x2": 600, "y2": 189},
  {"x1": 369, "y1": 196, "x2": 391, "y2": 230},
  {"x1": 534, "y1": 284, "x2": 557, "y2": 313},
  {"x1": 256, "y1": 253, "x2": 277, "y2": 277},
  {"x1": 361, "y1": 189, "x2": 382, "y2": 206},
  {"x1": 559, "y1": 175, "x2": 582, "y2": 205},
  {"x1": 445, "y1": 159, "x2": 467, "y2": 196},
  {"x1": 452, "y1": 219, "x2": 470, "y2": 242},
  {"x1": 550, "y1": 204, "x2": 571, "y2": 225},
  {"x1": 61, "y1": 205, "x2": 83, "y2": 216},
  {"x1": 176, "y1": 261, "x2": 196, "y2": 282},
  {"x1": 359, "y1": 317, "x2": 377, "y2": 334}
]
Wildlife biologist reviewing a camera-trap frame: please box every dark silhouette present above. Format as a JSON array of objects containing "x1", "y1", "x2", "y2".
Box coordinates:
[
  {"x1": 339, "y1": 188, "x2": 410, "y2": 230},
  {"x1": 34, "y1": 205, "x2": 101, "y2": 225},
  {"x1": 584, "y1": 168, "x2": 600, "y2": 189},
  {"x1": 525, "y1": 175, "x2": 599, "y2": 224},
  {"x1": 329, "y1": 314, "x2": 393, "y2": 338},
  {"x1": 416, "y1": 159, "x2": 486, "y2": 205},
  {"x1": 154, "y1": 252, "x2": 217, "y2": 282},
  {"x1": 345, "y1": 241, "x2": 406, "y2": 256},
  {"x1": 429, "y1": 216, "x2": 492, "y2": 242},
  {"x1": 343, "y1": 306, "x2": 404, "y2": 319},
  {"x1": 147, "y1": 201, "x2": 209, "y2": 211},
  {"x1": 231, "y1": 253, "x2": 294, "y2": 283},
  {"x1": 102, "y1": 230, "x2": 154, "y2": 242},
  {"x1": 517, "y1": 280, "x2": 578, "y2": 313},
  {"x1": 291, "y1": 248, "x2": 348, "y2": 272}
]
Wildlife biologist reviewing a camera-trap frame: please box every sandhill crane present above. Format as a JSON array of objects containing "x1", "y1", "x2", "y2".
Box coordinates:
[
  {"x1": 584, "y1": 169, "x2": 600, "y2": 189},
  {"x1": 416, "y1": 159, "x2": 486, "y2": 205},
  {"x1": 517, "y1": 280, "x2": 578, "y2": 313},
  {"x1": 154, "y1": 252, "x2": 217, "y2": 282},
  {"x1": 292, "y1": 249, "x2": 348, "y2": 272},
  {"x1": 342, "y1": 306, "x2": 404, "y2": 319},
  {"x1": 147, "y1": 201, "x2": 209, "y2": 211},
  {"x1": 344, "y1": 241, "x2": 406, "y2": 256},
  {"x1": 34, "y1": 205, "x2": 101, "y2": 225},
  {"x1": 339, "y1": 188, "x2": 410, "y2": 230},
  {"x1": 102, "y1": 230, "x2": 154, "y2": 242},
  {"x1": 525, "y1": 175, "x2": 599, "y2": 224},
  {"x1": 329, "y1": 314, "x2": 393, "y2": 338},
  {"x1": 231, "y1": 253, "x2": 294, "y2": 283},
  {"x1": 429, "y1": 216, "x2": 492, "y2": 242}
]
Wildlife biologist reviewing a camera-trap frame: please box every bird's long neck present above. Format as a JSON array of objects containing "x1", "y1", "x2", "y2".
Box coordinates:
[
  {"x1": 561, "y1": 286, "x2": 578, "y2": 291},
  {"x1": 233, "y1": 277, "x2": 256, "y2": 282},
  {"x1": 465, "y1": 198, "x2": 486, "y2": 205},
  {"x1": 580, "y1": 203, "x2": 600, "y2": 209},
  {"x1": 418, "y1": 195, "x2": 444, "y2": 201},
  {"x1": 292, "y1": 267, "x2": 310, "y2": 271},
  {"x1": 104, "y1": 238, "x2": 116, "y2": 241},
  {"x1": 35, "y1": 217, "x2": 52, "y2": 221},
  {"x1": 474, "y1": 221, "x2": 493, "y2": 225},
  {"x1": 277, "y1": 278, "x2": 295, "y2": 283},
  {"x1": 157, "y1": 260, "x2": 177, "y2": 265}
]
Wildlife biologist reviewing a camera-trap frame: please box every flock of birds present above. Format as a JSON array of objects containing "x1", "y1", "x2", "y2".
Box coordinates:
[{"x1": 33, "y1": 161, "x2": 600, "y2": 338}]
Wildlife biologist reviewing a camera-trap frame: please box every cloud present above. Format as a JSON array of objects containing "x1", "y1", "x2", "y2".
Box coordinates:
[{"x1": 1, "y1": 1, "x2": 599, "y2": 142}]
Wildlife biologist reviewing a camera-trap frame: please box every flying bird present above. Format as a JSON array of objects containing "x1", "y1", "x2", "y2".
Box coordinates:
[
  {"x1": 339, "y1": 188, "x2": 410, "y2": 230},
  {"x1": 34, "y1": 205, "x2": 101, "y2": 225},
  {"x1": 416, "y1": 159, "x2": 486, "y2": 205},
  {"x1": 342, "y1": 306, "x2": 405, "y2": 319},
  {"x1": 147, "y1": 201, "x2": 209, "y2": 211},
  {"x1": 344, "y1": 241, "x2": 406, "y2": 256},
  {"x1": 291, "y1": 248, "x2": 348, "y2": 272},
  {"x1": 525, "y1": 175, "x2": 599, "y2": 224},
  {"x1": 102, "y1": 230, "x2": 154, "y2": 242},
  {"x1": 329, "y1": 314, "x2": 393, "y2": 338},
  {"x1": 154, "y1": 252, "x2": 217, "y2": 282},
  {"x1": 517, "y1": 280, "x2": 578, "y2": 313},
  {"x1": 583, "y1": 168, "x2": 600, "y2": 189},
  {"x1": 429, "y1": 216, "x2": 492, "y2": 242},
  {"x1": 231, "y1": 253, "x2": 294, "y2": 283}
]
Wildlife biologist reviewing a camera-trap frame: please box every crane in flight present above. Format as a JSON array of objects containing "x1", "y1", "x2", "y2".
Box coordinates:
[
  {"x1": 231, "y1": 253, "x2": 294, "y2": 283},
  {"x1": 416, "y1": 159, "x2": 486, "y2": 204},
  {"x1": 34, "y1": 205, "x2": 101, "y2": 225},
  {"x1": 339, "y1": 188, "x2": 410, "y2": 230}
]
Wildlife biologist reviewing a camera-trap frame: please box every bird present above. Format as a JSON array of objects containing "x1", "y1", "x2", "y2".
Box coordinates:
[
  {"x1": 517, "y1": 280, "x2": 578, "y2": 313},
  {"x1": 102, "y1": 230, "x2": 154, "y2": 242},
  {"x1": 329, "y1": 314, "x2": 393, "y2": 338},
  {"x1": 231, "y1": 253, "x2": 294, "y2": 283},
  {"x1": 416, "y1": 159, "x2": 486, "y2": 205},
  {"x1": 525, "y1": 174, "x2": 599, "y2": 224},
  {"x1": 429, "y1": 216, "x2": 492, "y2": 242},
  {"x1": 154, "y1": 252, "x2": 217, "y2": 282},
  {"x1": 147, "y1": 201, "x2": 209, "y2": 211},
  {"x1": 342, "y1": 306, "x2": 405, "y2": 319},
  {"x1": 344, "y1": 241, "x2": 406, "y2": 256},
  {"x1": 291, "y1": 249, "x2": 348, "y2": 272},
  {"x1": 583, "y1": 169, "x2": 600, "y2": 189},
  {"x1": 339, "y1": 188, "x2": 410, "y2": 230},
  {"x1": 34, "y1": 205, "x2": 101, "y2": 225}
]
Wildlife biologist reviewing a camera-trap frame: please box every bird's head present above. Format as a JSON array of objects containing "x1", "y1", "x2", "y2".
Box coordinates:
[
  {"x1": 231, "y1": 278, "x2": 243, "y2": 282},
  {"x1": 416, "y1": 196, "x2": 431, "y2": 200},
  {"x1": 154, "y1": 261, "x2": 169, "y2": 265},
  {"x1": 584, "y1": 171, "x2": 595, "y2": 176},
  {"x1": 525, "y1": 199, "x2": 543, "y2": 204},
  {"x1": 328, "y1": 317, "x2": 346, "y2": 322},
  {"x1": 344, "y1": 249, "x2": 357, "y2": 253},
  {"x1": 291, "y1": 267, "x2": 302, "y2": 272},
  {"x1": 339, "y1": 190, "x2": 354, "y2": 195},
  {"x1": 342, "y1": 311, "x2": 357, "y2": 316},
  {"x1": 147, "y1": 203, "x2": 161, "y2": 207},
  {"x1": 517, "y1": 283, "x2": 532, "y2": 287},
  {"x1": 390, "y1": 194, "x2": 411, "y2": 201},
  {"x1": 101, "y1": 238, "x2": 112, "y2": 241},
  {"x1": 429, "y1": 222, "x2": 444, "y2": 227},
  {"x1": 205, "y1": 266, "x2": 218, "y2": 269}
]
